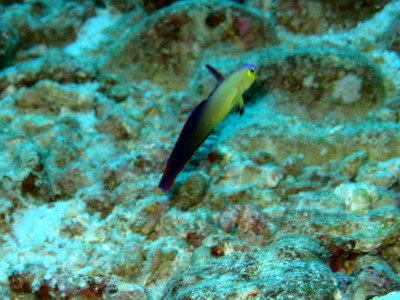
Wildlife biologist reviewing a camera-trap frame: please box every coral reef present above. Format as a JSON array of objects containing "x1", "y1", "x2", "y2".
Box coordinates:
[
  {"x1": 1, "y1": 0, "x2": 95, "y2": 49},
  {"x1": 0, "y1": 0, "x2": 400, "y2": 299},
  {"x1": 0, "y1": 22, "x2": 18, "y2": 69},
  {"x1": 9, "y1": 272, "x2": 150, "y2": 299},
  {"x1": 101, "y1": 0, "x2": 277, "y2": 90},
  {"x1": 163, "y1": 234, "x2": 337, "y2": 299},
  {"x1": 276, "y1": 0, "x2": 391, "y2": 34}
]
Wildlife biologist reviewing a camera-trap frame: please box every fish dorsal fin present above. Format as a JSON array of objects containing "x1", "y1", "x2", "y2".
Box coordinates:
[{"x1": 205, "y1": 64, "x2": 224, "y2": 82}]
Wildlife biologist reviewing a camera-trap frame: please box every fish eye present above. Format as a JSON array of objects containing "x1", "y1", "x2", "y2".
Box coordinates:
[{"x1": 247, "y1": 68, "x2": 256, "y2": 77}]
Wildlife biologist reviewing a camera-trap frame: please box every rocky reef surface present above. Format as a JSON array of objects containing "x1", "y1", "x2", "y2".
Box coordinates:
[{"x1": 0, "y1": 0, "x2": 400, "y2": 299}]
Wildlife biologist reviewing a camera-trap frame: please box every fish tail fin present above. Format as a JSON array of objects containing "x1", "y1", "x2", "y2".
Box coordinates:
[
  {"x1": 158, "y1": 169, "x2": 178, "y2": 192},
  {"x1": 158, "y1": 99, "x2": 210, "y2": 192}
]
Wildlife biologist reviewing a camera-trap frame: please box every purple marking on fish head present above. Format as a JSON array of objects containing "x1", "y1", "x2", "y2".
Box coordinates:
[{"x1": 236, "y1": 64, "x2": 257, "y2": 72}]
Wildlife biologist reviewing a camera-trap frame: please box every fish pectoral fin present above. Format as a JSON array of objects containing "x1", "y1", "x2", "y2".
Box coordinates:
[
  {"x1": 236, "y1": 96, "x2": 245, "y2": 116},
  {"x1": 205, "y1": 64, "x2": 225, "y2": 82}
]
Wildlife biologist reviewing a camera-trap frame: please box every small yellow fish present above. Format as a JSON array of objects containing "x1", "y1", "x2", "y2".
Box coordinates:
[{"x1": 159, "y1": 64, "x2": 257, "y2": 191}]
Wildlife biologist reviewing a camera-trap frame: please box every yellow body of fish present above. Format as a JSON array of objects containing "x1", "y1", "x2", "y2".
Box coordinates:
[{"x1": 159, "y1": 64, "x2": 257, "y2": 192}]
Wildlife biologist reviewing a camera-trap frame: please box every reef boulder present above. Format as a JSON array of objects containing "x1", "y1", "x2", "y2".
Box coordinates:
[
  {"x1": 0, "y1": 23, "x2": 18, "y2": 69},
  {"x1": 102, "y1": 0, "x2": 277, "y2": 90},
  {"x1": 162, "y1": 234, "x2": 336, "y2": 299}
]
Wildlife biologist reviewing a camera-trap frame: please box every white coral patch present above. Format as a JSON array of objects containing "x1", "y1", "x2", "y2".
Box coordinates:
[{"x1": 332, "y1": 73, "x2": 362, "y2": 104}]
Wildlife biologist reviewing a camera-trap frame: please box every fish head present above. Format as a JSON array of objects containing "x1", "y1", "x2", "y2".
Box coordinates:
[{"x1": 236, "y1": 64, "x2": 257, "y2": 90}]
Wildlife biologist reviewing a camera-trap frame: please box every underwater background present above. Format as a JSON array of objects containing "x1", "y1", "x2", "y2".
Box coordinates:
[{"x1": 1, "y1": 0, "x2": 400, "y2": 299}]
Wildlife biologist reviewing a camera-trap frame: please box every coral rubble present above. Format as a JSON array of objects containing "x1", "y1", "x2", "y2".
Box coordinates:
[{"x1": 0, "y1": 0, "x2": 400, "y2": 299}]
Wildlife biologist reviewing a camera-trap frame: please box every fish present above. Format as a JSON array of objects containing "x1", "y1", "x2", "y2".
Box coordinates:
[{"x1": 159, "y1": 64, "x2": 257, "y2": 192}]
